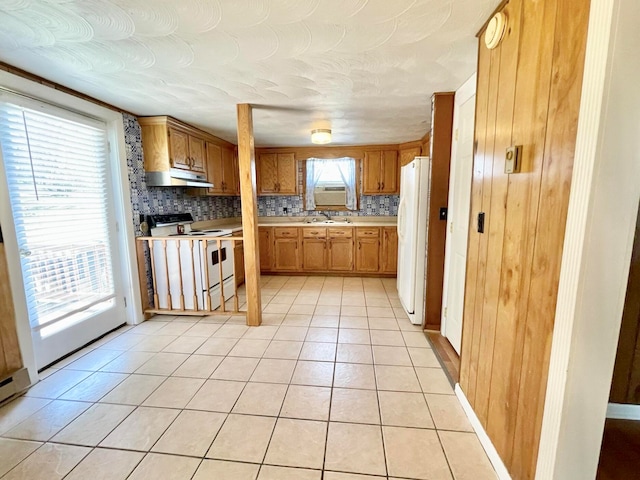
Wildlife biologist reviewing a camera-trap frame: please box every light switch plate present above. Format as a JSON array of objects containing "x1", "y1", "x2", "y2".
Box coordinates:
[{"x1": 505, "y1": 145, "x2": 522, "y2": 174}]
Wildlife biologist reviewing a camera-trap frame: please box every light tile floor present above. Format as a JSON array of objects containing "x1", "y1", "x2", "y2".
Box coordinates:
[{"x1": 0, "y1": 276, "x2": 496, "y2": 479}]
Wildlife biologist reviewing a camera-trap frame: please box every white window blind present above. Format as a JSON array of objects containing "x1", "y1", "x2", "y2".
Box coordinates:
[{"x1": 0, "y1": 101, "x2": 116, "y2": 331}]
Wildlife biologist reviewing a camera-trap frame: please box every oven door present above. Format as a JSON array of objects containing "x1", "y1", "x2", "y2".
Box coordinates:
[{"x1": 205, "y1": 236, "x2": 235, "y2": 289}]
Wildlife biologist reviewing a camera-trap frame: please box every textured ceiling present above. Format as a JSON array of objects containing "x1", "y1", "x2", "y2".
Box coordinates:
[{"x1": 0, "y1": 0, "x2": 497, "y2": 147}]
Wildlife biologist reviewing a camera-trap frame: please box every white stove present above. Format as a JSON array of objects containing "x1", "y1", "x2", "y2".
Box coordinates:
[{"x1": 145, "y1": 213, "x2": 235, "y2": 311}]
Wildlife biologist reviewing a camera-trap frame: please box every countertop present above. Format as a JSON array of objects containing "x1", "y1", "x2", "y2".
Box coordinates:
[{"x1": 191, "y1": 216, "x2": 397, "y2": 233}]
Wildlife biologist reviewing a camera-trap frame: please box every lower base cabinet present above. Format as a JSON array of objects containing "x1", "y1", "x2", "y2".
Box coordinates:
[
  {"x1": 302, "y1": 239, "x2": 327, "y2": 271},
  {"x1": 274, "y1": 238, "x2": 299, "y2": 271},
  {"x1": 329, "y1": 239, "x2": 354, "y2": 271},
  {"x1": 356, "y1": 237, "x2": 380, "y2": 272},
  {"x1": 259, "y1": 225, "x2": 394, "y2": 275}
]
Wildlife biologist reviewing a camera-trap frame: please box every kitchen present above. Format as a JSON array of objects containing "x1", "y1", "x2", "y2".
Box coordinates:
[{"x1": 0, "y1": 0, "x2": 636, "y2": 479}]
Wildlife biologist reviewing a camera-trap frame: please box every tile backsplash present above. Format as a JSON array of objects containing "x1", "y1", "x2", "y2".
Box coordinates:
[
  {"x1": 257, "y1": 194, "x2": 399, "y2": 217},
  {"x1": 124, "y1": 114, "x2": 242, "y2": 235}
]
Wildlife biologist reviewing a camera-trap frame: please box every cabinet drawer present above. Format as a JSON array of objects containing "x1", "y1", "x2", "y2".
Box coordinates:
[
  {"x1": 356, "y1": 227, "x2": 380, "y2": 238},
  {"x1": 274, "y1": 227, "x2": 299, "y2": 238},
  {"x1": 328, "y1": 228, "x2": 353, "y2": 239},
  {"x1": 303, "y1": 228, "x2": 327, "y2": 238}
]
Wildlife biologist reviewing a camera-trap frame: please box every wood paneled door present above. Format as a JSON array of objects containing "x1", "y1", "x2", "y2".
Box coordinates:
[{"x1": 458, "y1": 0, "x2": 590, "y2": 478}]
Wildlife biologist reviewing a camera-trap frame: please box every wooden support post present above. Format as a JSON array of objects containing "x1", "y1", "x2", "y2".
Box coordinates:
[{"x1": 236, "y1": 104, "x2": 262, "y2": 326}]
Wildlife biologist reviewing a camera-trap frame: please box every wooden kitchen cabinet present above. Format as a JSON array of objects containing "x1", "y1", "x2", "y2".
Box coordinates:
[
  {"x1": 168, "y1": 126, "x2": 205, "y2": 174},
  {"x1": 399, "y1": 145, "x2": 422, "y2": 167},
  {"x1": 257, "y1": 225, "x2": 396, "y2": 276},
  {"x1": 258, "y1": 227, "x2": 273, "y2": 271},
  {"x1": 273, "y1": 227, "x2": 300, "y2": 271},
  {"x1": 356, "y1": 228, "x2": 380, "y2": 272},
  {"x1": 362, "y1": 150, "x2": 399, "y2": 195},
  {"x1": 302, "y1": 228, "x2": 327, "y2": 271},
  {"x1": 205, "y1": 142, "x2": 239, "y2": 195},
  {"x1": 188, "y1": 135, "x2": 206, "y2": 173},
  {"x1": 257, "y1": 152, "x2": 297, "y2": 195},
  {"x1": 139, "y1": 116, "x2": 233, "y2": 179},
  {"x1": 380, "y1": 227, "x2": 398, "y2": 274}
]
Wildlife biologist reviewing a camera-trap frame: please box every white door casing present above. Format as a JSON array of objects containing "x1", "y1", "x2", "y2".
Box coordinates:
[{"x1": 441, "y1": 74, "x2": 477, "y2": 354}]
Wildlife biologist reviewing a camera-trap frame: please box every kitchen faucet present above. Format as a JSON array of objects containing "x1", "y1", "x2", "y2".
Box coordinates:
[{"x1": 319, "y1": 211, "x2": 331, "y2": 221}]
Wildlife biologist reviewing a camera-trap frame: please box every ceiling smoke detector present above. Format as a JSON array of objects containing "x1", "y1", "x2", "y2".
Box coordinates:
[{"x1": 311, "y1": 129, "x2": 332, "y2": 144}]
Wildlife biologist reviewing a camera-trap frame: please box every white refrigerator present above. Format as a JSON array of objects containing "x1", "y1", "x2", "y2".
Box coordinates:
[{"x1": 397, "y1": 156, "x2": 431, "y2": 325}]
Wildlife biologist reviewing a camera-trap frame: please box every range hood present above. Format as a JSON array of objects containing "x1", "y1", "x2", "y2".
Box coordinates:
[{"x1": 146, "y1": 168, "x2": 213, "y2": 188}]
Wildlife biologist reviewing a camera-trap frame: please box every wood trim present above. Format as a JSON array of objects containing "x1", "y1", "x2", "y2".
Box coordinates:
[
  {"x1": 237, "y1": 104, "x2": 262, "y2": 326},
  {"x1": 0, "y1": 61, "x2": 135, "y2": 116},
  {"x1": 426, "y1": 331, "x2": 460, "y2": 383},
  {"x1": 424, "y1": 92, "x2": 455, "y2": 330},
  {"x1": 0, "y1": 243, "x2": 22, "y2": 380}
]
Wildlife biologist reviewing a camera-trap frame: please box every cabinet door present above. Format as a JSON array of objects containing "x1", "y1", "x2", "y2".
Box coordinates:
[
  {"x1": 222, "y1": 147, "x2": 238, "y2": 194},
  {"x1": 302, "y1": 239, "x2": 327, "y2": 271},
  {"x1": 188, "y1": 135, "x2": 206, "y2": 173},
  {"x1": 362, "y1": 151, "x2": 382, "y2": 194},
  {"x1": 400, "y1": 146, "x2": 421, "y2": 167},
  {"x1": 259, "y1": 228, "x2": 273, "y2": 271},
  {"x1": 380, "y1": 227, "x2": 398, "y2": 273},
  {"x1": 257, "y1": 153, "x2": 278, "y2": 195},
  {"x1": 276, "y1": 153, "x2": 297, "y2": 194},
  {"x1": 168, "y1": 128, "x2": 190, "y2": 170},
  {"x1": 356, "y1": 238, "x2": 380, "y2": 272},
  {"x1": 234, "y1": 243, "x2": 245, "y2": 287},
  {"x1": 274, "y1": 238, "x2": 299, "y2": 271},
  {"x1": 329, "y1": 239, "x2": 354, "y2": 271},
  {"x1": 205, "y1": 142, "x2": 224, "y2": 194},
  {"x1": 380, "y1": 150, "x2": 399, "y2": 194}
]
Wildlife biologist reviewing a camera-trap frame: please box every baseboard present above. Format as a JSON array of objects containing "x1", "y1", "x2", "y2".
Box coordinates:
[
  {"x1": 0, "y1": 368, "x2": 30, "y2": 403},
  {"x1": 455, "y1": 384, "x2": 512, "y2": 480},
  {"x1": 606, "y1": 402, "x2": 640, "y2": 420}
]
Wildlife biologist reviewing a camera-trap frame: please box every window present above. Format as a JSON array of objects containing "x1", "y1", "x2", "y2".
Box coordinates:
[{"x1": 305, "y1": 157, "x2": 357, "y2": 211}]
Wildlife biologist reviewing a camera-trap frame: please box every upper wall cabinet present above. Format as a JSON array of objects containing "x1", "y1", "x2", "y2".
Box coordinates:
[
  {"x1": 139, "y1": 116, "x2": 237, "y2": 191},
  {"x1": 399, "y1": 145, "x2": 422, "y2": 167},
  {"x1": 257, "y1": 152, "x2": 297, "y2": 195},
  {"x1": 362, "y1": 150, "x2": 399, "y2": 195},
  {"x1": 139, "y1": 116, "x2": 233, "y2": 178},
  {"x1": 206, "y1": 142, "x2": 239, "y2": 195}
]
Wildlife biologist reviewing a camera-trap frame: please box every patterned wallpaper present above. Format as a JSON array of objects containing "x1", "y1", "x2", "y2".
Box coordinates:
[
  {"x1": 123, "y1": 114, "x2": 242, "y2": 235},
  {"x1": 123, "y1": 113, "x2": 398, "y2": 234}
]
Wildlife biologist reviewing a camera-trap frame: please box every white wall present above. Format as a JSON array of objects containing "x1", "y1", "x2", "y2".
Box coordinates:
[{"x1": 536, "y1": 0, "x2": 640, "y2": 477}]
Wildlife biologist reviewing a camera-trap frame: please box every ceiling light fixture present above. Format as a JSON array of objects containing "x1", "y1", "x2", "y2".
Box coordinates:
[{"x1": 311, "y1": 128, "x2": 332, "y2": 144}]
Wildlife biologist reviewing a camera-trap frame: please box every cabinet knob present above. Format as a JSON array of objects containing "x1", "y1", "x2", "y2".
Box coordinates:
[{"x1": 381, "y1": 182, "x2": 384, "y2": 190}]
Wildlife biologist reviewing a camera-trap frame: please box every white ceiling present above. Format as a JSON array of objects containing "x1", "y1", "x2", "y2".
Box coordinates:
[{"x1": 0, "y1": 0, "x2": 497, "y2": 147}]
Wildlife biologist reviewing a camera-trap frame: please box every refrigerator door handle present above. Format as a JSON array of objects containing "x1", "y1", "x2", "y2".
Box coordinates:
[{"x1": 397, "y1": 198, "x2": 406, "y2": 242}]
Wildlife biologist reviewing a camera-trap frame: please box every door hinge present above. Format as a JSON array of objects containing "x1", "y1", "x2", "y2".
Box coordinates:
[
  {"x1": 444, "y1": 306, "x2": 447, "y2": 318},
  {"x1": 115, "y1": 221, "x2": 120, "y2": 233},
  {"x1": 449, "y1": 222, "x2": 453, "y2": 234},
  {"x1": 123, "y1": 297, "x2": 127, "y2": 307},
  {"x1": 107, "y1": 141, "x2": 112, "y2": 153}
]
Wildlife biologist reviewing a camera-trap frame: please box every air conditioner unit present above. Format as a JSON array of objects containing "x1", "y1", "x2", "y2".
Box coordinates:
[{"x1": 314, "y1": 184, "x2": 346, "y2": 206}]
